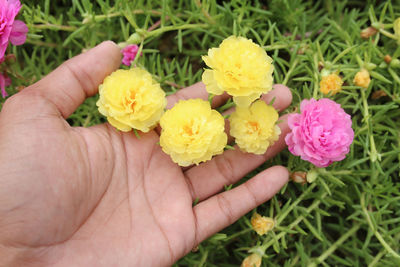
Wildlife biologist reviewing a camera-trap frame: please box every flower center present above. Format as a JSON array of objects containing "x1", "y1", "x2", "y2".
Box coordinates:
[
  {"x1": 183, "y1": 124, "x2": 193, "y2": 136},
  {"x1": 124, "y1": 90, "x2": 137, "y2": 111},
  {"x1": 246, "y1": 121, "x2": 259, "y2": 134},
  {"x1": 182, "y1": 120, "x2": 200, "y2": 137}
]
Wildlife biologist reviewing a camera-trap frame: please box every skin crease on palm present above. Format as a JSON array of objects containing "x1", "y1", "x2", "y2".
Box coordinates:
[{"x1": 0, "y1": 41, "x2": 293, "y2": 267}]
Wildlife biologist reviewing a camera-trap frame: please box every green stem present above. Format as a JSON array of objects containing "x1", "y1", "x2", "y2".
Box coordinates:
[
  {"x1": 82, "y1": 12, "x2": 122, "y2": 24},
  {"x1": 146, "y1": 23, "x2": 208, "y2": 38},
  {"x1": 379, "y1": 29, "x2": 398, "y2": 40},
  {"x1": 82, "y1": 10, "x2": 165, "y2": 24},
  {"x1": 368, "y1": 249, "x2": 387, "y2": 267},
  {"x1": 309, "y1": 223, "x2": 361, "y2": 267},
  {"x1": 312, "y1": 53, "x2": 320, "y2": 99},
  {"x1": 361, "y1": 193, "x2": 400, "y2": 259},
  {"x1": 132, "y1": 41, "x2": 144, "y2": 66},
  {"x1": 282, "y1": 58, "x2": 299, "y2": 85},
  {"x1": 276, "y1": 183, "x2": 317, "y2": 225},
  {"x1": 197, "y1": 250, "x2": 209, "y2": 267},
  {"x1": 361, "y1": 89, "x2": 380, "y2": 162},
  {"x1": 260, "y1": 192, "x2": 326, "y2": 253},
  {"x1": 31, "y1": 23, "x2": 77, "y2": 31},
  {"x1": 25, "y1": 39, "x2": 58, "y2": 48},
  {"x1": 263, "y1": 44, "x2": 290, "y2": 51}
]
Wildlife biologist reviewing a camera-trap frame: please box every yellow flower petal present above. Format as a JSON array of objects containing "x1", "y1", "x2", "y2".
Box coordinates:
[
  {"x1": 107, "y1": 116, "x2": 132, "y2": 132},
  {"x1": 233, "y1": 92, "x2": 262, "y2": 107},
  {"x1": 229, "y1": 100, "x2": 280, "y2": 154},
  {"x1": 160, "y1": 99, "x2": 227, "y2": 166},
  {"x1": 202, "y1": 69, "x2": 224, "y2": 95},
  {"x1": 251, "y1": 212, "x2": 275, "y2": 235},
  {"x1": 202, "y1": 36, "x2": 273, "y2": 107},
  {"x1": 96, "y1": 68, "x2": 166, "y2": 132}
]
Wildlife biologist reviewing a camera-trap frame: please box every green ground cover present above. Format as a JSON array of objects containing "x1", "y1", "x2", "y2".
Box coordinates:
[{"x1": 1, "y1": 0, "x2": 399, "y2": 266}]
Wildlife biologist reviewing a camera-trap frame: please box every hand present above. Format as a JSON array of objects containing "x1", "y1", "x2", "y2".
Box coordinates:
[{"x1": 0, "y1": 41, "x2": 292, "y2": 266}]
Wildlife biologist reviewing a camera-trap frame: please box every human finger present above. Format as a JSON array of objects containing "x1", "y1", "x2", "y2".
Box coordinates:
[
  {"x1": 192, "y1": 165, "x2": 288, "y2": 245},
  {"x1": 222, "y1": 84, "x2": 292, "y2": 144},
  {"x1": 166, "y1": 82, "x2": 229, "y2": 109},
  {"x1": 184, "y1": 114, "x2": 290, "y2": 202}
]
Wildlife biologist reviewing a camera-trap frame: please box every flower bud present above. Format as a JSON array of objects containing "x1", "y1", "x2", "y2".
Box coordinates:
[
  {"x1": 371, "y1": 90, "x2": 387, "y2": 100},
  {"x1": 241, "y1": 253, "x2": 262, "y2": 267},
  {"x1": 251, "y1": 213, "x2": 275, "y2": 236},
  {"x1": 290, "y1": 171, "x2": 307, "y2": 185},
  {"x1": 127, "y1": 33, "x2": 142, "y2": 44},
  {"x1": 353, "y1": 69, "x2": 371, "y2": 88},
  {"x1": 390, "y1": 58, "x2": 400, "y2": 68},
  {"x1": 384, "y1": 55, "x2": 392, "y2": 64},
  {"x1": 364, "y1": 63, "x2": 376, "y2": 70},
  {"x1": 307, "y1": 169, "x2": 319, "y2": 183},
  {"x1": 360, "y1": 27, "x2": 378, "y2": 39}
]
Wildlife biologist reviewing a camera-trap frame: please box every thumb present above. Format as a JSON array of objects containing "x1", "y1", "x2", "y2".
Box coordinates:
[{"x1": 26, "y1": 41, "x2": 122, "y2": 118}]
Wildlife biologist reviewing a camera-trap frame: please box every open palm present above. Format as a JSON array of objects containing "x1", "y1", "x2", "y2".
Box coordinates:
[{"x1": 0, "y1": 42, "x2": 292, "y2": 266}]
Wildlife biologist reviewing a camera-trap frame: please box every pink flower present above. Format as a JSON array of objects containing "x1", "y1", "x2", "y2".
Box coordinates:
[
  {"x1": 121, "y1": 44, "x2": 139, "y2": 66},
  {"x1": 285, "y1": 98, "x2": 354, "y2": 167},
  {"x1": 0, "y1": 71, "x2": 11, "y2": 98},
  {"x1": 0, "y1": 0, "x2": 28, "y2": 60}
]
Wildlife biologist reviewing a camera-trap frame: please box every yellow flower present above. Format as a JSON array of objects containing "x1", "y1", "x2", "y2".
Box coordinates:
[
  {"x1": 353, "y1": 69, "x2": 371, "y2": 88},
  {"x1": 251, "y1": 212, "x2": 275, "y2": 236},
  {"x1": 229, "y1": 100, "x2": 280, "y2": 154},
  {"x1": 159, "y1": 99, "x2": 227, "y2": 167},
  {"x1": 96, "y1": 68, "x2": 166, "y2": 132},
  {"x1": 202, "y1": 36, "x2": 273, "y2": 107},
  {"x1": 320, "y1": 73, "x2": 343, "y2": 95},
  {"x1": 241, "y1": 253, "x2": 262, "y2": 267}
]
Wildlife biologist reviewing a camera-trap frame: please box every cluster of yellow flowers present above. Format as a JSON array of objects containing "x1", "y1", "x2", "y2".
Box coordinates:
[
  {"x1": 202, "y1": 36, "x2": 280, "y2": 155},
  {"x1": 97, "y1": 36, "x2": 280, "y2": 166}
]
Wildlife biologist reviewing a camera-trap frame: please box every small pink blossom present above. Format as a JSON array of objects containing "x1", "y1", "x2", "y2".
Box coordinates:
[
  {"x1": 121, "y1": 44, "x2": 139, "y2": 66},
  {"x1": 0, "y1": 0, "x2": 28, "y2": 60},
  {"x1": 285, "y1": 98, "x2": 354, "y2": 167},
  {"x1": 0, "y1": 71, "x2": 11, "y2": 98}
]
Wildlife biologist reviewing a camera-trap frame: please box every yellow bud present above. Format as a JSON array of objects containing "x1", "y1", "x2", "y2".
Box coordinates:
[
  {"x1": 241, "y1": 253, "x2": 262, "y2": 267},
  {"x1": 251, "y1": 213, "x2": 275, "y2": 236},
  {"x1": 353, "y1": 69, "x2": 371, "y2": 89}
]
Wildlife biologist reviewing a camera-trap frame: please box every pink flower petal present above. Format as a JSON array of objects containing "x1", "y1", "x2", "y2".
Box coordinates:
[
  {"x1": 9, "y1": 20, "x2": 28, "y2": 45},
  {"x1": 0, "y1": 73, "x2": 10, "y2": 98},
  {"x1": 121, "y1": 44, "x2": 139, "y2": 66},
  {"x1": 285, "y1": 98, "x2": 354, "y2": 167}
]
